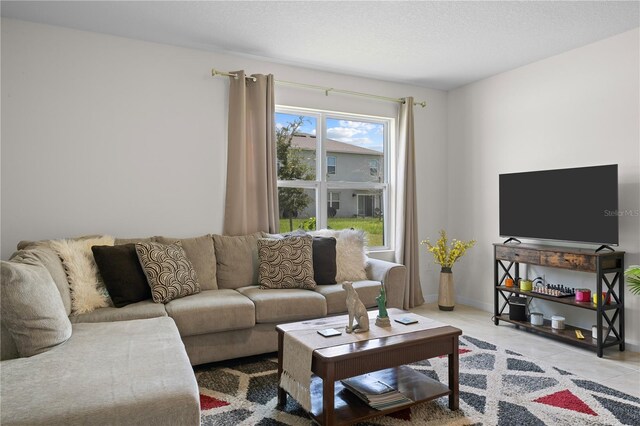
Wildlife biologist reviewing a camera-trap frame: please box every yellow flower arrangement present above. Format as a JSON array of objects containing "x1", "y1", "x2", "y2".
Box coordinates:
[{"x1": 420, "y1": 230, "x2": 476, "y2": 269}]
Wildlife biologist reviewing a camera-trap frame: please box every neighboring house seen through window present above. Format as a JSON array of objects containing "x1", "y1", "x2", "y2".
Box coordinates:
[{"x1": 275, "y1": 107, "x2": 392, "y2": 249}]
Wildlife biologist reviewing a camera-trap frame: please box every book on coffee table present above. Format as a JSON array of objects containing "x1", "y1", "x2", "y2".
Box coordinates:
[{"x1": 341, "y1": 374, "x2": 413, "y2": 410}]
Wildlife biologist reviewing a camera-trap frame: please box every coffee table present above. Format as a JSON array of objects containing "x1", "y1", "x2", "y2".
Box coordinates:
[{"x1": 276, "y1": 308, "x2": 462, "y2": 425}]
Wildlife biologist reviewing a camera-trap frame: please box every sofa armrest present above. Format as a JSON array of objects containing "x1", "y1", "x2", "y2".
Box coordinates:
[{"x1": 365, "y1": 257, "x2": 406, "y2": 309}]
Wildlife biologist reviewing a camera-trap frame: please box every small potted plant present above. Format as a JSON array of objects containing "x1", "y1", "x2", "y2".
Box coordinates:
[
  {"x1": 625, "y1": 265, "x2": 640, "y2": 295},
  {"x1": 421, "y1": 230, "x2": 476, "y2": 311}
]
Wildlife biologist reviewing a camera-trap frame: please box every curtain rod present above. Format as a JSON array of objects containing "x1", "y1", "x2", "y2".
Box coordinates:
[{"x1": 211, "y1": 68, "x2": 427, "y2": 108}]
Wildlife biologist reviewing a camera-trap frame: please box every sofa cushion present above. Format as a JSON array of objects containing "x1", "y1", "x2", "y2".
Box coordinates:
[
  {"x1": 0, "y1": 317, "x2": 200, "y2": 426},
  {"x1": 156, "y1": 235, "x2": 218, "y2": 290},
  {"x1": 50, "y1": 236, "x2": 115, "y2": 314},
  {"x1": 9, "y1": 247, "x2": 72, "y2": 315},
  {"x1": 69, "y1": 299, "x2": 167, "y2": 324},
  {"x1": 165, "y1": 290, "x2": 255, "y2": 337},
  {"x1": 1, "y1": 322, "x2": 19, "y2": 361},
  {"x1": 213, "y1": 232, "x2": 263, "y2": 289},
  {"x1": 258, "y1": 235, "x2": 316, "y2": 290},
  {"x1": 312, "y1": 237, "x2": 337, "y2": 284},
  {"x1": 136, "y1": 242, "x2": 200, "y2": 303},
  {"x1": 1, "y1": 261, "x2": 72, "y2": 357},
  {"x1": 237, "y1": 285, "x2": 327, "y2": 323},
  {"x1": 314, "y1": 280, "x2": 382, "y2": 314},
  {"x1": 92, "y1": 244, "x2": 152, "y2": 307}
]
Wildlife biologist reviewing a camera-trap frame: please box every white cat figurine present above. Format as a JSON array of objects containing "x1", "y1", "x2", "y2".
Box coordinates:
[{"x1": 343, "y1": 281, "x2": 369, "y2": 333}]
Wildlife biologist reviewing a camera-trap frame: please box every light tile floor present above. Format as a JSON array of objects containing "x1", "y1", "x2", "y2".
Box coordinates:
[{"x1": 410, "y1": 303, "x2": 640, "y2": 397}]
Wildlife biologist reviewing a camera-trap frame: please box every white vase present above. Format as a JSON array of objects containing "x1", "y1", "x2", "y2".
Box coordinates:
[{"x1": 438, "y1": 267, "x2": 455, "y2": 311}]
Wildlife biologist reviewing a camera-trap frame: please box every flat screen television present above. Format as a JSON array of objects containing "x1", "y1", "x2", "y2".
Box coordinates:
[{"x1": 499, "y1": 165, "x2": 619, "y2": 245}]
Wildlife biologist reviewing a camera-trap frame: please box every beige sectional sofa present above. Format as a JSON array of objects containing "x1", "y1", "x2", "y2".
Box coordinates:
[{"x1": 1, "y1": 232, "x2": 406, "y2": 425}]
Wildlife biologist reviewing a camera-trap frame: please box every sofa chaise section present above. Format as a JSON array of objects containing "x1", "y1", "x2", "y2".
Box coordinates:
[{"x1": 0, "y1": 317, "x2": 200, "y2": 426}]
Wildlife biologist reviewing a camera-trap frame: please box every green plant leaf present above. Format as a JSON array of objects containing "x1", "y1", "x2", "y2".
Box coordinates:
[{"x1": 625, "y1": 265, "x2": 640, "y2": 295}]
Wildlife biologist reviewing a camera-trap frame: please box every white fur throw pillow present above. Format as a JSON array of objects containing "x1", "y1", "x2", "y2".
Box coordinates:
[
  {"x1": 311, "y1": 229, "x2": 367, "y2": 282},
  {"x1": 50, "y1": 236, "x2": 115, "y2": 314}
]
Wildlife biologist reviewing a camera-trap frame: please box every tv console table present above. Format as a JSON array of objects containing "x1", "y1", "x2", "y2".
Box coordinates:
[{"x1": 493, "y1": 243, "x2": 625, "y2": 357}]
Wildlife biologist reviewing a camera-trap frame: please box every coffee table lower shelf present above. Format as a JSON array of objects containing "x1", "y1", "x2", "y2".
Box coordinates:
[{"x1": 308, "y1": 365, "x2": 450, "y2": 425}]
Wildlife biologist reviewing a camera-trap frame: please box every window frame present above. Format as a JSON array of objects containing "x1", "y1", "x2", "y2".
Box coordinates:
[{"x1": 276, "y1": 106, "x2": 394, "y2": 251}]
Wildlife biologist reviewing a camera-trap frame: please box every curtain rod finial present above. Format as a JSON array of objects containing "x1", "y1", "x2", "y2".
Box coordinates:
[{"x1": 415, "y1": 101, "x2": 427, "y2": 108}]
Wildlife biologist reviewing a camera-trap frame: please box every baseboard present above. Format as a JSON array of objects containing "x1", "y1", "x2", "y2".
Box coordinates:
[
  {"x1": 423, "y1": 293, "x2": 438, "y2": 304},
  {"x1": 456, "y1": 295, "x2": 493, "y2": 313},
  {"x1": 625, "y1": 342, "x2": 640, "y2": 353}
]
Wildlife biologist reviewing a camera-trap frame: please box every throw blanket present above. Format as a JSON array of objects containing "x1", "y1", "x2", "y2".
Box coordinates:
[{"x1": 280, "y1": 312, "x2": 447, "y2": 411}]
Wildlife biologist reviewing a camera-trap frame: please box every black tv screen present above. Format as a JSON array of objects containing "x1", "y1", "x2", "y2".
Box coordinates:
[{"x1": 499, "y1": 165, "x2": 619, "y2": 245}]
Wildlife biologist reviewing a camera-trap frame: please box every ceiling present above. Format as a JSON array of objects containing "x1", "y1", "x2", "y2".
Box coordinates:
[{"x1": 2, "y1": 1, "x2": 638, "y2": 90}]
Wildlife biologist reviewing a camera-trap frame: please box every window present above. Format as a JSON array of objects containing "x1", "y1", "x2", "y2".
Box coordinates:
[
  {"x1": 328, "y1": 191, "x2": 340, "y2": 217},
  {"x1": 327, "y1": 156, "x2": 336, "y2": 175},
  {"x1": 275, "y1": 108, "x2": 392, "y2": 249},
  {"x1": 369, "y1": 159, "x2": 379, "y2": 176}
]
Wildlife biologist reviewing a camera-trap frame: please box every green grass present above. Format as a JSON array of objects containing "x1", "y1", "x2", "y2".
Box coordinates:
[{"x1": 279, "y1": 217, "x2": 384, "y2": 247}]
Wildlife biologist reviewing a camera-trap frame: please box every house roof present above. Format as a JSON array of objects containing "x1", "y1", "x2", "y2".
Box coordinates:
[{"x1": 291, "y1": 135, "x2": 382, "y2": 156}]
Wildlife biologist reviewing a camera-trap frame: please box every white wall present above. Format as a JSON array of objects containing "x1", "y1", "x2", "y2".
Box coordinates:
[
  {"x1": 447, "y1": 29, "x2": 640, "y2": 350},
  {"x1": 0, "y1": 19, "x2": 449, "y2": 298}
]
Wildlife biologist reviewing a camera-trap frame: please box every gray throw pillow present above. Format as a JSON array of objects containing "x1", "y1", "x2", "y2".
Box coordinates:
[
  {"x1": 156, "y1": 234, "x2": 217, "y2": 290},
  {"x1": 213, "y1": 232, "x2": 263, "y2": 289},
  {"x1": 258, "y1": 235, "x2": 316, "y2": 290},
  {"x1": 0, "y1": 261, "x2": 72, "y2": 357},
  {"x1": 135, "y1": 242, "x2": 201, "y2": 303}
]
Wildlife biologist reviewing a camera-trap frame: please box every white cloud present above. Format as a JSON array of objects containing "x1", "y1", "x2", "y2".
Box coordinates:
[
  {"x1": 350, "y1": 137, "x2": 374, "y2": 145},
  {"x1": 338, "y1": 120, "x2": 377, "y2": 131},
  {"x1": 327, "y1": 127, "x2": 364, "y2": 139}
]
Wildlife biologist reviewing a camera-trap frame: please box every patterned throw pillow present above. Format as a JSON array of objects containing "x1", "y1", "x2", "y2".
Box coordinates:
[
  {"x1": 135, "y1": 242, "x2": 200, "y2": 303},
  {"x1": 258, "y1": 235, "x2": 316, "y2": 290}
]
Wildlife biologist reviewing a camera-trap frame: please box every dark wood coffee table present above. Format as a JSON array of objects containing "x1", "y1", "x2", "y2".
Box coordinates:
[{"x1": 276, "y1": 308, "x2": 462, "y2": 425}]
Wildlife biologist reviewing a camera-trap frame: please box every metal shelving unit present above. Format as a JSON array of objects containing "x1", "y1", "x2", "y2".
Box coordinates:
[{"x1": 493, "y1": 243, "x2": 625, "y2": 357}]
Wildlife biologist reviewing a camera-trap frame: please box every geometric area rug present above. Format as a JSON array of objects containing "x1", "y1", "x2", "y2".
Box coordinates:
[{"x1": 195, "y1": 335, "x2": 640, "y2": 425}]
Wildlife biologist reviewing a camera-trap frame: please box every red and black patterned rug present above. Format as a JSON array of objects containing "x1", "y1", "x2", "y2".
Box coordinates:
[{"x1": 195, "y1": 335, "x2": 639, "y2": 425}]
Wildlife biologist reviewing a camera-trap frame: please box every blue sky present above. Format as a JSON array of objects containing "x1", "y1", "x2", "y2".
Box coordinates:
[{"x1": 275, "y1": 113, "x2": 384, "y2": 153}]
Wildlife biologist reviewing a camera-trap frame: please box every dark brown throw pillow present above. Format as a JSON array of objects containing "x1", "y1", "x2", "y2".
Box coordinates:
[
  {"x1": 91, "y1": 244, "x2": 152, "y2": 308},
  {"x1": 312, "y1": 237, "x2": 337, "y2": 284}
]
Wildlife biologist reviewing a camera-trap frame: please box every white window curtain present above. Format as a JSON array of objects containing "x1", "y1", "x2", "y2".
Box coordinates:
[
  {"x1": 395, "y1": 97, "x2": 425, "y2": 308},
  {"x1": 223, "y1": 70, "x2": 279, "y2": 235}
]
